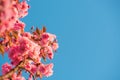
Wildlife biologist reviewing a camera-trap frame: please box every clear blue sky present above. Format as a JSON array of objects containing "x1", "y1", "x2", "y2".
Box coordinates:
[{"x1": 1, "y1": 0, "x2": 120, "y2": 80}]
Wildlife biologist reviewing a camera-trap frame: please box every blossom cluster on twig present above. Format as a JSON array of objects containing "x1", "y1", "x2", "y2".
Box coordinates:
[{"x1": 0, "y1": 0, "x2": 58, "y2": 80}]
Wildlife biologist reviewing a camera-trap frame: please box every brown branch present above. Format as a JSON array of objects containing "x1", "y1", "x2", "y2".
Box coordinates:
[
  {"x1": 0, "y1": 57, "x2": 41, "y2": 79},
  {"x1": 0, "y1": 61, "x2": 24, "y2": 79}
]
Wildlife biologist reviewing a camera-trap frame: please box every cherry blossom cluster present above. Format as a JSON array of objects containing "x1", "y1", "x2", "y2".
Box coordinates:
[
  {"x1": 0, "y1": 0, "x2": 29, "y2": 34},
  {"x1": 0, "y1": 0, "x2": 58, "y2": 80}
]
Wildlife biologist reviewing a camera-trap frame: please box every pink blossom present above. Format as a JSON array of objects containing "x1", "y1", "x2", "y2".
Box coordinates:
[
  {"x1": 0, "y1": 0, "x2": 18, "y2": 34},
  {"x1": 0, "y1": 0, "x2": 58, "y2": 79},
  {"x1": 28, "y1": 75, "x2": 33, "y2": 80},
  {"x1": 11, "y1": 73, "x2": 25, "y2": 80},
  {"x1": 11, "y1": 56, "x2": 23, "y2": 65},
  {"x1": 17, "y1": 1, "x2": 29, "y2": 18},
  {"x1": 39, "y1": 46, "x2": 53, "y2": 59},
  {"x1": 52, "y1": 42, "x2": 59, "y2": 51},
  {"x1": 48, "y1": 33, "x2": 56, "y2": 42},
  {"x1": 8, "y1": 46, "x2": 22, "y2": 65},
  {"x1": 25, "y1": 62, "x2": 31, "y2": 71},
  {"x1": 21, "y1": 1, "x2": 29, "y2": 11},
  {"x1": 30, "y1": 64, "x2": 37, "y2": 74},
  {"x1": 40, "y1": 33, "x2": 49, "y2": 46},
  {"x1": 18, "y1": 36, "x2": 41, "y2": 60},
  {"x1": 14, "y1": 20, "x2": 25, "y2": 31},
  {"x1": 40, "y1": 33, "x2": 57, "y2": 46},
  {"x1": 0, "y1": 0, "x2": 29, "y2": 34},
  {"x1": 42, "y1": 33, "x2": 49, "y2": 40},
  {"x1": 28, "y1": 46, "x2": 40, "y2": 60},
  {"x1": 19, "y1": 37, "x2": 31, "y2": 53},
  {"x1": 24, "y1": 62, "x2": 37, "y2": 75},
  {"x1": 44, "y1": 63, "x2": 54, "y2": 77},
  {"x1": 2, "y1": 63, "x2": 12, "y2": 75},
  {"x1": 47, "y1": 46, "x2": 54, "y2": 59},
  {"x1": 38, "y1": 63, "x2": 54, "y2": 77},
  {"x1": 8, "y1": 36, "x2": 41, "y2": 65},
  {"x1": 22, "y1": 32, "x2": 32, "y2": 38}
]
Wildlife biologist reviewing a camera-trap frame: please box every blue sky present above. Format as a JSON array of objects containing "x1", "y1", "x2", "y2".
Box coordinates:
[{"x1": 1, "y1": 0, "x2": 120, "y2": 80}]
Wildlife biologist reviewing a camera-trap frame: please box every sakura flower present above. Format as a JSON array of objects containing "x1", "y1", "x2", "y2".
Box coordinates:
[
  {"x1": 52, "y1": 42, "x2": 59, "y2": 51},
  {"x1": 38, "y1": 63, "x2": 54, "y2": 77},
  {"x1": 18, "y1": 36, "x2": 41, "y2": 61},
  {"x1": 28, "y1": 75, "x2": 33, "y2": 80},
  {"x1": 47, "y1": 46, "x2": 54, "y2": 59},
  {"x1": 11, "y1": 73, "x2": 25, "y2": 80},
  {"x1": 30, "y1": 64, "x2": 37, "y2": 74},
  {"x1": 48, "y1": 33, "x2": 56, "y2": 42},
  {"x1": 8, "y1": 46, "x2": 22, "y2": 65},
  {"x1": 14, "y1": 20, "x2": 25, "y2": 31},
  {"x1": 21, "y1": 1, "x2": 29, "y2": 11},
  {"x1": 17, "y1": 1, "x2": 29, "y2": 18},
  {"x1": 0, "y1": 0, "x2": 58, "y2": 79},
  {"x1": 22, "y1": 32, "x2": 32, "y2": 39},
  {"x1": 2, "y1": 63, "x2": 12, "y2": 75},
  {"x1": 40, "y1": 33, "x2": 49, "y2": 46},
  {"x1": 40, "y1": 33, "x2": 56, "y2": 46}
]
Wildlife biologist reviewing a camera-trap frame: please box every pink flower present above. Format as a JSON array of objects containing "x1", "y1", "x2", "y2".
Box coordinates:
[
  {"x1": 19, "y1": 36, "x2": 41, "y2": 60},
  {"x1": 42, "y1": 33, "x2": 49, "y2": 40},
  {"x1": 38, "y1": 63, "x2": 54, "y2": 77},
  {"x1": 47, "y1": 46, "x2": 54, "y2": 59},
  {"x1": 30, "y1": 64, "x2": 37, "y2": 74},
  {"x1": 44, "y1": 63, "x2": 54, "y2": 77},
  {"x1": 25, "y1": 62, "x2": 31, "y2": 71},
  {"x1": 14, "y1": 20, "x2": 25, "y2": 31},
  {"x1": 8, "y1": 46, "x2": 23, "y2": 65},
  {"x1": 0, "y1": 0, "x2": 58, "y2": 79},
  {"x1": 48, "y1": 33, "x2": 56, "y2": 42},
  {"x1": 40, "y1": 46, "x2": 54, "y2": 59},
  {"x1": 11, "y1": 73, "x2": 25, "y2": 80},
  {"x1": 28, "y1": 75, "x2": 33, "y2": 80},
  {"x1": 52, "y1": 42, "x2": 59, "y2": 51},
  {"x1": 24, "y1": 62, "x2": 37, "y2": 76},
  {"x1": 19, "y1": 37, "x2": 30, "y2": 53},
  {"x1": 40, "y1": 33, "x2": 49, "y2": 46},
  {"x1": 11, "y1": 56, "x2": 23, "y2": 65},
  {"x1": 2, "y1": 63, "x2": 12, "y2": 75},
  {"x1": 21, "y1": 1, "x2": 29, "y2": 11},
  {"x1": 17, "y1": 1, "x2": 29, "y2": 18},
  {"x1": 40, "y1": 33, "x2": 57, "y2": 46},
  {"x1": 22, "y1": 32, "x2": 32, "y2": 38}
]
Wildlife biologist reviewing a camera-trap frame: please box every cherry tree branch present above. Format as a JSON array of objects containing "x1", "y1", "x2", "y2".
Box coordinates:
[{"x1": 0, "y1": 61, "x2": 24, "y2": 79}]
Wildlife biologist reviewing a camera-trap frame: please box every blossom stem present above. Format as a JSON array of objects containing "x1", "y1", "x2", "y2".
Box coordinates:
[{"x1": 0, "y1": 61, "x2": 24, "y2": 79}]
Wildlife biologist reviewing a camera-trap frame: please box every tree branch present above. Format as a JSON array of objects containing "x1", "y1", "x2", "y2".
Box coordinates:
[{"x1": 0, "y1": 61, "x2": 24, "y2": 79}]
